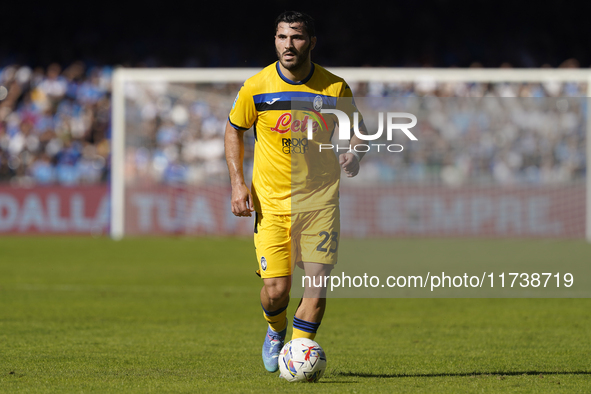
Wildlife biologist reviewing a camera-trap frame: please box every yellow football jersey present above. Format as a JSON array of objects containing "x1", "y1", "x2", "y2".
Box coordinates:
[{"x1": 229, "y1": 62, "x2": 355, "y2": 215}]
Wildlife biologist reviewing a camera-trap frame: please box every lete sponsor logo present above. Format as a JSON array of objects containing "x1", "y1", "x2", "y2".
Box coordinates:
[{"x1": 270, "y1": 112, "x2": 320, "y2": 134}]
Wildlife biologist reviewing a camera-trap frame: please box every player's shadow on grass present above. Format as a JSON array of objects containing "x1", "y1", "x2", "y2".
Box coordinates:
[{"x1": 332, "y1": 370, "x2": 591, "y2": 379}]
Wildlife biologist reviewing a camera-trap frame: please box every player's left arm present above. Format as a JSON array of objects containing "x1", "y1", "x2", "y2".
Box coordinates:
[{"x1": 338, "y1": 82, "x2": 367, "y2": 178}]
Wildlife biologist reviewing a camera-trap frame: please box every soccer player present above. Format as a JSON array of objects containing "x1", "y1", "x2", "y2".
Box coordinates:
[{"x1": 225, "y1": 11, "x2": 365, "y2": 373}]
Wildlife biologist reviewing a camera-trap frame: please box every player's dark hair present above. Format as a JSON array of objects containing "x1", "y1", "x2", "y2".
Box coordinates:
[{"x1": 275, "y1": 11, "x2": 316, "y2": 38}]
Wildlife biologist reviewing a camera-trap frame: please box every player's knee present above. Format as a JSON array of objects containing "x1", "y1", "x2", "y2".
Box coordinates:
[
  {"x1": 264, "y1": 279, "x2": 290, "y2": 302},
  {"x1": 266, "y1": 287, "x2": 289, "y2": 303}
]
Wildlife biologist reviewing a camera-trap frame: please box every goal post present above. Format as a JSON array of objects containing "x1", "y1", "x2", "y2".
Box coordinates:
[
  {"x1": 110, "y1": 68, "x2": 591, "y2": 241},
  {"x1": 111, "y1": 68, "x2": 259, "y2": 240}
]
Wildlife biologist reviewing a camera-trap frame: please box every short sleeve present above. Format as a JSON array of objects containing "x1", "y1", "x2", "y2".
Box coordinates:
[
  {"x1": 228, "y1": 84, "x2": 257, "y2": 130},
  {"x1": 340, "y1": 82, "x2": 353, "y2": 98}
]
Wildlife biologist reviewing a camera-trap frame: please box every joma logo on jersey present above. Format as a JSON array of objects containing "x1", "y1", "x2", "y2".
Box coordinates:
[
  {"x1": 282, "y1": 137, "x2": 308, "y2": 154},
  {"x1": 271, "y1": 113, "x2": 320, "y2": 134}
]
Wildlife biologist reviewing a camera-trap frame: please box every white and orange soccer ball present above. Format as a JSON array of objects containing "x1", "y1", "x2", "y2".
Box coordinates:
[{"x1": 278, "y1": 338, "x2": 327, "y2": 382}]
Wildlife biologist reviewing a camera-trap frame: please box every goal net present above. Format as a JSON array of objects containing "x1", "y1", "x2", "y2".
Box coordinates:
[{"x1": 111, "y1": 68, "x2": 590, "y2": 241}]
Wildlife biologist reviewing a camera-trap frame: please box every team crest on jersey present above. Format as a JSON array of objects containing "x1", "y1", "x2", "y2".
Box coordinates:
[
  {"x1": 261, "y1": 256, "x2": 267, "y2": 271},
  {"x1": 313, "y1": 95, "x2": 323, "y2": 111}
]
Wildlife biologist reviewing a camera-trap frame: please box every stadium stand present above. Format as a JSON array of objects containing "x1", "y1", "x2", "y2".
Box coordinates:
[
  {"x1": 0, "y1": 62, "x2": 111, "y2": 186},
  {"x1": 0, "y1": 61, "x2": 587, "y2": 188}
]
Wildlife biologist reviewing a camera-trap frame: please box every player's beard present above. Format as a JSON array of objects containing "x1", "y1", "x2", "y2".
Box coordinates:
[{"x1": 276, "y1": 41, "x2": 312, "y2": 72}]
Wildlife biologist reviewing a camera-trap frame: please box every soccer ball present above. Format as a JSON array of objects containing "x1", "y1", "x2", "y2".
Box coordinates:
[{"x1": 278, "y1": 338, "x2": 327, "y2": 382}]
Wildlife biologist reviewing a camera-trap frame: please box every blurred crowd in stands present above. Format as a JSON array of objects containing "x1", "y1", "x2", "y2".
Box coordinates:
[
  {"x1": 352, "y1": 92, "x2": 586, "y2": 186},
  {"x1": 0, "y1": 62, "x2": 111, "y2": 186},
  {"x1": 124, "y1": 81, "x2": 234, "y2": 187},
  {"x1": 0, "y1": 60, "x2": 588, "y2": 187}
]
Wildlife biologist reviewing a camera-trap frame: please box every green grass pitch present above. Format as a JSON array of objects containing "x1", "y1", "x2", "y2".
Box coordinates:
[{"x1": 1, "y1": 237, "x2": 590, "y2": 393}]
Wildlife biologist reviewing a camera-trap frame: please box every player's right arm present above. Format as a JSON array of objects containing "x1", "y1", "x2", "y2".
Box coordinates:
[
  {"x1": 225, "y1": 121, "x2": 254, "y2": 217},
  {"x1": 225, "y1": 84, "x2": 257, "y2": 217}
]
